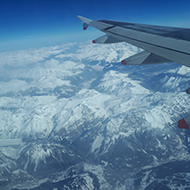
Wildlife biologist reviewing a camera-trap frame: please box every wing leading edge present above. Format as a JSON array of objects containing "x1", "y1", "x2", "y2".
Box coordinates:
[{"x1": 78, "y1": 16, "x2": 190, "y2": 129}]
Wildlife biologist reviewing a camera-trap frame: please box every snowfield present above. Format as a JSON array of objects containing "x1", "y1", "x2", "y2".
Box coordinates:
[{"x1": 1, "y1": 41, "x2": 190, "y2": 189}]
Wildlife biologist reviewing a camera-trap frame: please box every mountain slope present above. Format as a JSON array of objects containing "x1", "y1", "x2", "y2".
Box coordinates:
[{"x1": 1, "y1": 42, "x2": 190, "y2": 189}]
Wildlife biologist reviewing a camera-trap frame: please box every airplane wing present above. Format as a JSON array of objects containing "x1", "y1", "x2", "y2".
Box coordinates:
[
  {"x1": 78, "y1": 15, "x2": 190, "y2": 67},
  {"x1": 78, "y1": 16, "x2": 190, "y2": 129}
]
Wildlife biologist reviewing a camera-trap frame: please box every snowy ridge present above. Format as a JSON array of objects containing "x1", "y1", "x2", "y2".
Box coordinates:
[{"x1": 0, "y1": 41, "x2": 190, "y2": 189}]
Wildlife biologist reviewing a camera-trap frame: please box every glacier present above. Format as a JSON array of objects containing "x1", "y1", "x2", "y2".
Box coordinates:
[{"x1": 0, "y1": 41, "x2": 190, "y2": 189}]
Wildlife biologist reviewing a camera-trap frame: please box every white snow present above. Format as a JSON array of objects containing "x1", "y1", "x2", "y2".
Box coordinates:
[
  {"x1": 0, "y1": 139, "x2": 22, "y2": 146},
  {"x1": 0, "y1": 79, "x2": 28, "y2": 94},
  {"x1": 84, "y1": 163, "x2": 112, "y2": 190},
  {"x1": 0, "y1": 41, "x2": 190, "y2": 189},
  {"x1": 0, "y1": 41, "x2": 189, "y2": 141},
  {"x1": 91, "y1": 135, "x2": 104, "y2": 153},
  {"x1": 0, "y1": 44, "x2": 73, "y2": 67},
  {"x1": 177, "y1": 65, "x2": 190, "y2": 75},
  {"x1": 29, "y1": 145, "x2": 51, "y2": 171}
]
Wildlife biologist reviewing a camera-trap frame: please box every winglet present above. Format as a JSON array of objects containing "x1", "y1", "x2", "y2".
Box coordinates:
[{"x1": 77, "y1": 16, "x2": 92, "y2": 30}]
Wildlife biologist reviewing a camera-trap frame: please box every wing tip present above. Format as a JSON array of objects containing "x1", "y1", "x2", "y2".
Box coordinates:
[
  {"x1": 78, "y1": 15, "x2": 92, "y2": 30},
  {"x1": 77, "y1": 15, "x2": 92, "y2": 24}
]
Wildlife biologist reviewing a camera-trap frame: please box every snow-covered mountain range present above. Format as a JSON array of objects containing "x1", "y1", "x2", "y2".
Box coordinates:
[{"x1": 1, "y1": 41, "x2": 190, "y2": 189}]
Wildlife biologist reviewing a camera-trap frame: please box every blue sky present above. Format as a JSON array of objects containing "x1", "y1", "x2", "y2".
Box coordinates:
[{"x1": 1, "y1": 0, "x2": 190, "y2": 52}]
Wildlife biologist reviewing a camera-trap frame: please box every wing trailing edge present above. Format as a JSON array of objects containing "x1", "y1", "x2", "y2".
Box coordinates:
[{"x1": 121, "y1": 51, "x2": 172, "y2": 65}]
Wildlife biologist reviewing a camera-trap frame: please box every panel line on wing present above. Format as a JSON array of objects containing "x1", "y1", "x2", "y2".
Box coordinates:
[
  {"x1": 108, "y1": 31, "x2": 190, "y2": 56},
  {"x1": 103, "y1": 26, "x2": 116, "y2": 31},
  {"x1": 100, "y1": 20, "x2": 190, "y2": 41}
]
